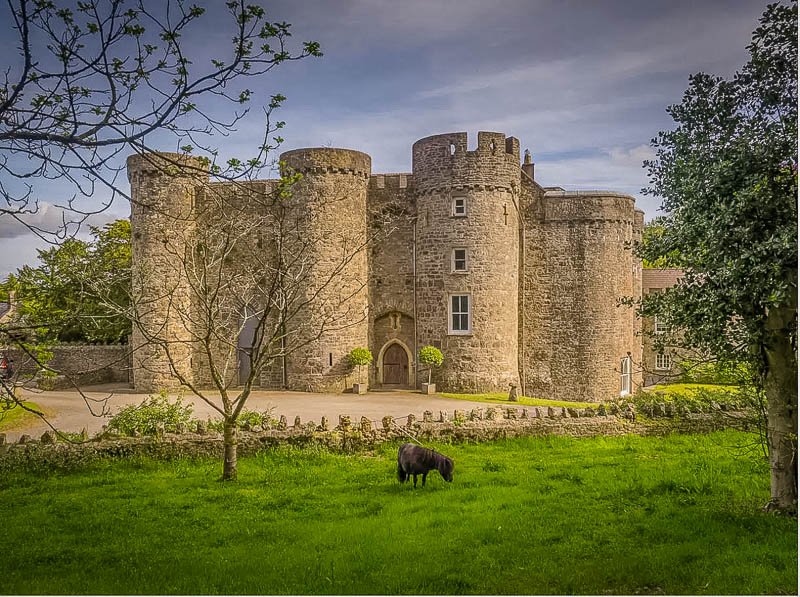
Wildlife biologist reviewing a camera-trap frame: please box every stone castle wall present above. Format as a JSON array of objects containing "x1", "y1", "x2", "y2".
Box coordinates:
[
  {"x1": 128, "y1": 153, "x2": 206, "y2": 392},
  {"x1": 522, "y1": 191, "x2": 642, "y2": 402},
  {"x1": 7, "y1": 344, "x2": 130, "y2": 388},
  {"x1": 279, "y1": 148, "x2": 372, "y2": 392},
  {"x1": 191, "y1": 180, "x2": 279, "y2": 390},
  {"x1": 412, "y1": 132, "x2": 522, "y2": 392},
  {"x1": 128, "y1": 131, "x2": 644, "y2": 400},
  {"x1": 367, "y1": 173, "x2": 416, "y2": 387}
]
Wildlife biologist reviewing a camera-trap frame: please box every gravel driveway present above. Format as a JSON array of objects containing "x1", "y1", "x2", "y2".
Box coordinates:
[{"x1": 2, "y1": 383, "x2": 494, "y2": 442}]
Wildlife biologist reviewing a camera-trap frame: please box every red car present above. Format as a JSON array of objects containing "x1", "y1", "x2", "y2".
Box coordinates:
[{"x1": 0, "y1": 353, "x2": 13, "y2": 380}]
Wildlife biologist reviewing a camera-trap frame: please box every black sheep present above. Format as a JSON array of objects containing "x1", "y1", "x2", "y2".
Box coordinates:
[{"x1": 397, "y1": 443, "x2": 454, "y2": 488}]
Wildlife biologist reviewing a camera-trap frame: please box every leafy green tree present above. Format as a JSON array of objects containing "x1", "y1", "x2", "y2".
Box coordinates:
[
  {"x1": 639, "y1": 1, "x2": 797, "y2": 513},
  {"x1": 1, "y1": 219, "x2": 131, "y2": 343},
  {"x1": 641, "y1": 218, "x2": 682, "y2": 269}
]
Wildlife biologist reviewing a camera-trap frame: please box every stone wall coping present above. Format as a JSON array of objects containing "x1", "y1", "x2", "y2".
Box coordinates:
[
  {"x1": 543, "y1": 190, "x2": 636, "y2": 200},
  {"x1": 0, "y1": 405, "x2": 752, "y2": 448}
]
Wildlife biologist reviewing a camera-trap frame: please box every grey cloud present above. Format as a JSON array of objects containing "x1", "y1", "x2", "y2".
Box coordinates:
[{"x1": 0, "y1": 203, "x2": 124, "y2": 240}]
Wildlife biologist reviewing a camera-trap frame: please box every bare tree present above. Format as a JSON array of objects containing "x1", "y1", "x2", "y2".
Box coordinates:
[
  {"x1": 0, "y1": 0, "x2": 321, "y2": 240},
  {"x1": 0, "y1": 0, "x2": 320, "y2": 438},
  {"x1": 126, "y1": 152, "x2": 408, "y2": 480}
]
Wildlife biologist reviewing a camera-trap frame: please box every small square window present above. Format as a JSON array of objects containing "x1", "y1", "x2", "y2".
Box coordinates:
[
  {"x1": 655, "y1": 353, "x2": 672, "y2": 370},
  {"x1": 452, "y1": 197, "x2": 467, "y2": 217},
  {"x1": 654, "y1": 316, "x2": 667, "y2": 335},
  {"x1": 452, "y1": 248, "x2": 468, "y2": 272},
  {"x1": 449, "y1": 294, "x2": 471, "y2": 335}
]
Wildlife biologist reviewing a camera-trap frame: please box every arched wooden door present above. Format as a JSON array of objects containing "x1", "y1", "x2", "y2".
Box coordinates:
[{"x1": 382, "y1": 343, "x2": 408, "y2": 385}]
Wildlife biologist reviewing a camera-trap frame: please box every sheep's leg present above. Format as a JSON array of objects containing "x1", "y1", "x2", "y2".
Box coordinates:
[
  {"x1": 413, "y1": 474, "x2": 418, "y2": 488},
  {"x1": 422, "y1": 472, "x2": 428, "y2": 487}
]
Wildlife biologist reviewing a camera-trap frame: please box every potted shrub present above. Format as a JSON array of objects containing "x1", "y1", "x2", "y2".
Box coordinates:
[
  {"x1": 348, "y1": 347, "x2": 373, "y2": 394},
  {"x1": 418, "y1": 345, "x2": 443, "y2": 394}
]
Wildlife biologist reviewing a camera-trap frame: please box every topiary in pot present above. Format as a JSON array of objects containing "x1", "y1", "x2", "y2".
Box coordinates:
[
  {"x1": 418, "y1": 345, "x2": 443, "y2": 394},
  {"x1": 348, "y1": 347, "x2": 373, "y2": 394}
]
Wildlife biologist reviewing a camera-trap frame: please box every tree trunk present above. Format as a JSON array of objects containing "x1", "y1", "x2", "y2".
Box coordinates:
[
  {"x1": 763, "y1": 304, "x2": 797, "y2": 514},
  {"x1": 222, "y1": 418, "x2": 238, "y2": 481}
]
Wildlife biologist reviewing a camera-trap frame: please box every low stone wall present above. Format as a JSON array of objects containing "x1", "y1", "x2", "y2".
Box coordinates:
[
  {"x1": 0, "y1": 404, "x2": 754, "y2": 471},
  {"x1": 7, "y1": 344, "x2": 131, "y2": 389}
]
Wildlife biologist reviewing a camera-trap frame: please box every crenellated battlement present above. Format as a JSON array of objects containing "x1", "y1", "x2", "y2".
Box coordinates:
[
  {"x1": 369, "y1": 173, "x2": 413, "y2": 190},
  {"x1": 543, "y1": 190, "x2": 637, "y2": 223},
  {"x1": 126, "y1": 152, "x2": 209, "y2": 182},
  {"x1": 280, "y1": 147, "x2": 371, "y2": 178},
  {"x1": 412, "y1": 131, "x2": 521, "y2": 193}
]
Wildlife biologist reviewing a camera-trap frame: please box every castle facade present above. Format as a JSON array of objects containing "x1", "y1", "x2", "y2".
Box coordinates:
[{"x1": 128, "y1": 131, "x2": 644, "y2": 402}]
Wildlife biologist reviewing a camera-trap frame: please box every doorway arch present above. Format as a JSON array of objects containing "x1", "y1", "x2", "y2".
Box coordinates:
[{"x1": 377, "y1": 339, "x2": 414, "y2": 387}]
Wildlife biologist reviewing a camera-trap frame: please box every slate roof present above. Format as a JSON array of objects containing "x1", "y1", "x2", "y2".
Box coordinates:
[{"x1": 642, "y1": 268, "x2": 683, "y2": 292}]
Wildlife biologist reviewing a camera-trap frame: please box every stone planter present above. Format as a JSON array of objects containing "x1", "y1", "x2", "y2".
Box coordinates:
[
  {"x1": 421, "y1": 383, "x2": 436, "y2": 395},
  {"x1": 353, "y1": 383, "x2": 368, "y2": 395}
]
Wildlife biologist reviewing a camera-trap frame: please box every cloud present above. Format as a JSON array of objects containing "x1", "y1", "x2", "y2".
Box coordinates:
[
  {"x1": 533, "y1": 143, "x2": 664, "y2": 219},
  {"x1": 0, "y1": 203, "x2": 129, "y2": 278},
  {"x1": 0, "y1": 203, "x2": 122, "y2": 240},
  {"x1": 0, "y1": 235, "x2": 44, "y2": 278}
]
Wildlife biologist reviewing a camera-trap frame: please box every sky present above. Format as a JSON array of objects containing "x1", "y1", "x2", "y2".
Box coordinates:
[{"x1": 0, "y1": 0, "x2": 772, "y2": 278}]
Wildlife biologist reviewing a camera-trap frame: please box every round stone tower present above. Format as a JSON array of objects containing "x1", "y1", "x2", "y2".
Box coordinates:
[
  {"x1": 524, "y1": 190, "x2": 641, "y2": 402},
  {"x1": 413, "y1": 132, "x2": 521, "y2": 392},
  {"x1": 127, "y1": 152, "x2": 208, "y2": 391},
  {"x1": 279, "y1": 148, "x2": 371, "y2": 391}
]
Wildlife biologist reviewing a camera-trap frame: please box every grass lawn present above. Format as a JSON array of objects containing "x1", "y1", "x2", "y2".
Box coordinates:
[
  {"x1": 0, "y1": 431, "x2": 796, "y2": 594},
  {"x1": 0, "y1": 401, "x2": 41, "y2": 432},
  {"x1": 440, "y1": 392, "x2": 598, "y2": 409}
]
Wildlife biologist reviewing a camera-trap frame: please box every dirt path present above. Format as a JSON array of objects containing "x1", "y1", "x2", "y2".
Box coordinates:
[{"x1": 1, "y1": 384, "x2": 497, "y2": 442}]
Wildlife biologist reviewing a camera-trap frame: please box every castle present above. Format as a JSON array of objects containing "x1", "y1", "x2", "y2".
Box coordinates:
[{"x1": 128, "y1": 131, "x2": 645, "y2": 402}]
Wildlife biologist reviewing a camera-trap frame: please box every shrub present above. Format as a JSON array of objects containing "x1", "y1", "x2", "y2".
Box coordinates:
[
  {"x1": 418, "y1": 345, "x2": 444, "y2": 384},
  {"x1": 348, "y1": 347, "x2": 373, "y2": 383},
  {"x1": 107, "y1": 393, "x2": 193, "y2": 436},
  {"x1": 678, "y1": 359, "x2": 752, "y2": 385},
  {"x1": 628, "y1": 383, "x2": 754, "y2": 416},
  {"x1": 205, "y1": 408, "x2": 277, "y2": 433}
]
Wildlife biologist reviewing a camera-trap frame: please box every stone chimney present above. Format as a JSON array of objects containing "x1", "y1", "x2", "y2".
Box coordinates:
[{"x1": 522, "y1": 149, "x2": 535, "y2": 180}]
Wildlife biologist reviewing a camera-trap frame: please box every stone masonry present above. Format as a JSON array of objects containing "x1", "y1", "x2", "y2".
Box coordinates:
[{"x1": 128, "y1": 131, "x2": 645, "y2": 402}]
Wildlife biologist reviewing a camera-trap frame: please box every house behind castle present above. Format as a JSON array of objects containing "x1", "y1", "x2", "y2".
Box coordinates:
[{"x1": 128, "y1": 131, "x2": 645, "y2": 402}]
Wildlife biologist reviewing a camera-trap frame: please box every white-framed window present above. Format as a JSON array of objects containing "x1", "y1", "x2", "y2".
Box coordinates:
[
  {"x1": 655, "y1": 353, "x2": 672, "y2": 371},
  {"x1": 448, "y1": 294, "x2": 471, "y2": 335},
  {"x1": 451, "y1": 248, "x2": 468, "y2": 272},
  {"x1": 620, "y1": 356, "x2": 632, "y2": 396},
  {"x1": 452, "y1": 196, "x2": 467, "y2": 217},
  {"x1": 654, "y1": 316, "x2": 667, "y2": 335}
]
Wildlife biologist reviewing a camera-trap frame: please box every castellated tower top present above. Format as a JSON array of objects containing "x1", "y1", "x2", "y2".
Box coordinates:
[
  {"x1": 279, "y1": 147, "x2": 371, "y2": 178},
  {"x1": 126, "y1": 152, "x2": 209, "y2": 182},
  {"x1": 411, "y1": 131, "x2": 521, "y2": 193}
]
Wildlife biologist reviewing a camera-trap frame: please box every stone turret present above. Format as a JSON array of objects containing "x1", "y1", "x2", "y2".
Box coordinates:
[
  {"x1": 522, "y1": 190, "x2": 642, "y2": 401},
  {"x1": 127, "y1": 152, "x2": 208, "y2": 391},
  {"x1": 412, "y1": 132, "x2": 521, "y2": 392},
  {"x1": 279, "y1": 148, "x2": 371, "y2": 391}
]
